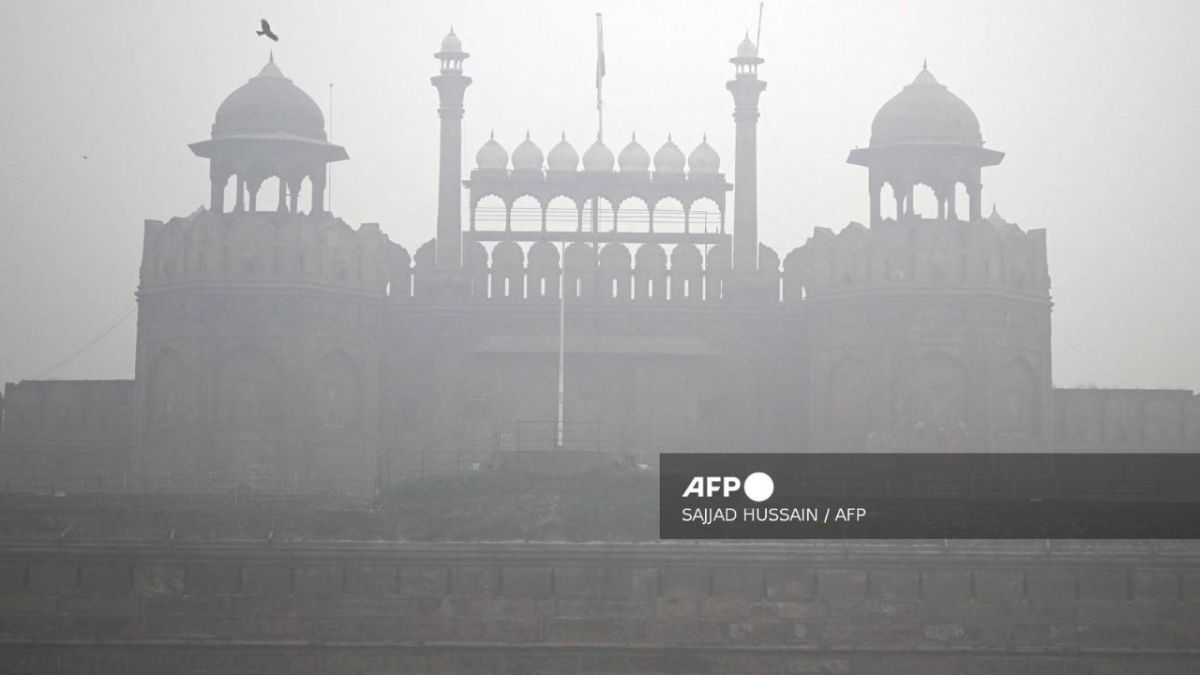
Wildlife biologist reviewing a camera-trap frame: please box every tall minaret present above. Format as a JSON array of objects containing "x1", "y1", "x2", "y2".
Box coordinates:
[
  {"x1": 726, "y1": 33, "x2": 766, "y2": 272},
  {"x1": 431, "y1": 28, "x2": 471, "y2": 269}
]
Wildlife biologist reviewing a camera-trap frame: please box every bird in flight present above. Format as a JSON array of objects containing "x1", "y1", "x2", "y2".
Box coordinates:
[{"x1": 256, "y1": 19, "x2": 279, "y2": 42}]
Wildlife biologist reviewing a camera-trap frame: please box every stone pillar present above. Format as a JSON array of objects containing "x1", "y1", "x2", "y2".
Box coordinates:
[
  {"x1": 869, "y1": 172, "x2": 882, "y2": 226},
  {"x1": 727, "y1": 73, "x2": 767, "y2": 271},
  {"x1": 247, "y1": 177, "x2": 263, "y2": 212},
  {"x1": 210, "y1": 165, "x2": 228, "y2": 215},
  {"x1": 287, "y1": 178, "x2": 301, "y2": 214},
  {"x1": 431, "y1": 58, "x2": 472, "y2": 269},
  {"x1": 310, "y1": 170, "x2": 326, "y2": 215},
  {"x1": 968, "y1": 180, "x2": 983, "y2": 222}
]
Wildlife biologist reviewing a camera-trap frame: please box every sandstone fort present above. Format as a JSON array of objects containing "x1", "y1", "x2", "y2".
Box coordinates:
[{"x1": 1, "y1": 30, "x2": 1197, "y2": 493}]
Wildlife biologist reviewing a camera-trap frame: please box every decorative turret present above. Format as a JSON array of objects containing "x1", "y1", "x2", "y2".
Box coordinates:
[
  {"x1": 582, "y1": 135, "x2": 615, "y2": 172},
  {"x1": 511, "y1": 132, "x2": 544, "y2": 173},
  {"x1": 189, "y1": 55, "x2": 347, "y2": 215},
  {"x1": 653, "y1": 135, "x2": 685, "y2": 175},
  {"x1": 617, "y1": 133, "x2": 650, "y2": 175},
  {"x1": 688, "y1": 135, "x2": 721, "y2": 175},
  {"x1": 475, "y1": 132, "x2": 508, "y2": 172},
  {"x1": 547, "y1": 133, "x2": 579, "y2": 173}
]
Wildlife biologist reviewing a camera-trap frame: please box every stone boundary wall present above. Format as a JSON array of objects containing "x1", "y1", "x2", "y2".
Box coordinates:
[{"x1": 1, "y1": 540, "x2": 1199, "y2": 673}]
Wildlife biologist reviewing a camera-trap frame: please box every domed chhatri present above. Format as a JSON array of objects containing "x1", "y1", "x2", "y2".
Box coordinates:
[
  {"x1": 617, "y1": 133, "x2": 650, "y2": 173},
  {"x1": 511, "y1": 132, "x2": 544, "y2": 172},
  {"x1": 582, "y1": 136, "x2": 615, "y2": 172},
  {"x1": 653, "y1": 135, "x2": 686, "y2": 174},
  {"x1": 847, "y1": 62, "x2": 1004, "y2": 225},
  {"x1": 190, "y1": 56, "x2": 347, "y2": 215},
  {"x1": 435, "y1": 27, "x2": 469, "y2": 73},
  {"x1": 476, "y1": 132, "x2": 508, "y2": 171},
  {"x1": 212, "y1": 55, "x2": 328, "y2": 142},
  {"x1": 546, "y1": 133, "x2": 579, "y2": 172},
  {"x1": 869, "y1": 64, "x2": 982, "y2": 148},
  {"x1": 687, "y1": 135, "x2": 721, "y2": 174}
]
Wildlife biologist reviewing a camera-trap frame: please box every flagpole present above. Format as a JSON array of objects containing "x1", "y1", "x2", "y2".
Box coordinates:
[
  {"x1": 556, "y1": 237, "x2": 566, "y2": 448},
  {"x1": 593, "y1": 13, "x2": 605, "y2": 235},
  {"x1": 328, "y1": 83, "x2": 334, "y2": 212},
  {"x1": 596, "y1": 13, "x2": 604, "y2": 142}
]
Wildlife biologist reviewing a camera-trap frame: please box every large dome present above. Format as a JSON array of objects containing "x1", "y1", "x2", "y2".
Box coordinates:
[
  {"x1": 212, "y1": 57, "x2": 327, "y2": 141},
  {"x1": 869, "y1": 66, "x2": 982, "y2": 148}
]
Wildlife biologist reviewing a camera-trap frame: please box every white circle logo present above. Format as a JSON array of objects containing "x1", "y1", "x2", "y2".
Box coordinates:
[{"x1": 743, "y1": 472, "x2": 774, "y2": 502}]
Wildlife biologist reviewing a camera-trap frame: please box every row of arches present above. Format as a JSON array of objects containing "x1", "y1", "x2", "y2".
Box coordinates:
[
  {"x1": 870, "y1": 178, "x2": 984, "y2": 224},
  {"x1": 471, "y1": 196, "x2": 725, "y2": 234}
]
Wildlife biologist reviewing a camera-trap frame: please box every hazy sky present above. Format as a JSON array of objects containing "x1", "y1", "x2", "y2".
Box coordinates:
[{"x1": 1, "y1": 0, "x2": 1198, "y2": 391}]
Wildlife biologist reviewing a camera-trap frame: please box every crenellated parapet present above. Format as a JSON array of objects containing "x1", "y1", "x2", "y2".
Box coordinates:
[
  {"x1": 784, "y1": 209, "x2": 1049, "y2": 302},
  {"x1": 139, "y1": 209, "x2": 398, "y2": 297},
  {"x1": 393, "y1": 237, "x2": 787, "y2": 304}
]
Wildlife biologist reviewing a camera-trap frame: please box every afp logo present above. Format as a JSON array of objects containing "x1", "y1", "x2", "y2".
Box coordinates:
[{"x1": 681, "y1": 471, "x2": 774, "y2": 503}]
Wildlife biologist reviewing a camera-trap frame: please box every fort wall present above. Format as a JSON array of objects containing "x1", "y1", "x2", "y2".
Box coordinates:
[{"x1": 0, "y1": 540, "x2": 1198, "y2": 673}]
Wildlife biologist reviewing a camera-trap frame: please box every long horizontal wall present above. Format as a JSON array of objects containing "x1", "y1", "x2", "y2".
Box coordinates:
[{"x1": 1, "y1": 540, "x2": 1198, "y2": 673}]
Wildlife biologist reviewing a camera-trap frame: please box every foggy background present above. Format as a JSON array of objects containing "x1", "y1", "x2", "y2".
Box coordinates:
[{"x1": 1, "y1": 0, "x2": 1198, "y2": 391}]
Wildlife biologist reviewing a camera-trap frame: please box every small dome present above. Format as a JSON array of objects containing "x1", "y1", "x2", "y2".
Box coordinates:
[
  {"x1": 653, "y1": 135, "x2": 686, "y2": 174},
  {"x1": 547, "y1": 133, "x2": 579, "y2": 172},
  {"x1": 582, "y1": 136, "x2": 615, "y2": 172},
  {"x1": 476, "y1": 132, "x2": 508, "y2": 170},
  {"x1": 737, "y1": 34, "x2": 757, "y2": 58},
  {"x1": 213, "y1": 57, "x2": 326, "y2": 141},
  {"x1": 617, "y1": 133, "x2": 650, "y2": 173},
  {"x1": 687, "y1": 135, "x2": 720, "y2": 174},
  {"x1": 869, "y1": 64, "x2": 983, "y2": 147},
  {"x1": 511, "y1": 132, "x2": 544, "y2": 171},
  {"x1": 440, "y1": 28, "x2": 462, "y2": 53}
]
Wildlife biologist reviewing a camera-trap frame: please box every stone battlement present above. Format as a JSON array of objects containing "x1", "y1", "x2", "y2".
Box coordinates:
[
  {"x1": 790, "y1": 214, "x2": 1048, "y2": 300},
  {"x1": 139, "y1": 210, "x2": 394, "y2": 297}
]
